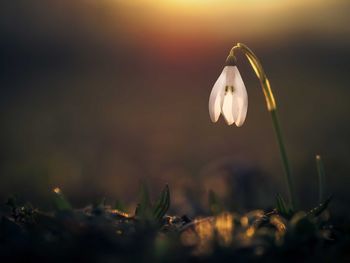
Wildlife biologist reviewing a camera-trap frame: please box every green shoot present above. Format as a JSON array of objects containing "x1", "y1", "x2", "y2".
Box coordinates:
[
  {"x1": 153, "y1": 185, "x2": 170, "y2": 222},
  {"x1": 316, "y1": 155, "x2": 326, "y2": 204},
  {"x1": 308, "y1": 195, "x2": 332, "y2": 217},
  {"x1": 208, "y1": 190, "x2": 223, "y2": 215},
  {"x1": 275, "y1": 194, "x2": 294, "y2": 218},
  {"x1": 52, "y1": 187, "x2": 72, "y2": 211}
]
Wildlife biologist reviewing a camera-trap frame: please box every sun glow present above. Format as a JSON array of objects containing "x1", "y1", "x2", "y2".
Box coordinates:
[
  {"x1": 134, "y1": 0, "x2": 328, "y2": 14},
  {"x1": 114, "y1": 0, "x2": 333, "y2": 40}
]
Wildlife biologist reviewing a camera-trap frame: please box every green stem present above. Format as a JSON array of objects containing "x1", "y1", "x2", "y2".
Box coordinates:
[
  {"x1": 270, "y1": 109, "x2": 296, "y2": 210},
  {"x1": 231, "y1": 43, "x2": 296, "y2": 209},
  {"x1": 316, "y1": 155, "x2": 325, "y2": 203}
]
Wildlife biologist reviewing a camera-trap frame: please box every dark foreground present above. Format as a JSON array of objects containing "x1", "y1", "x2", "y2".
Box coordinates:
[{"x1": 0, "y1": 190, "x2": 349, "y2": 263}]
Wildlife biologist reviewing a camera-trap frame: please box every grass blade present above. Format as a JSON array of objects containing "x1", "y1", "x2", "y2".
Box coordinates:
[
  {"x1": 316, "y1": 155, "x2": 326, "y2": 204},
  {"x1": 208, "y1": 190, "x2": 223, "y2": 215},
  {"x1": 276, "y1": 194, "x2": 293, "y2": 218},
  {"x1": 153, "y1": 185, "x2": 170, "y2": 222},
  {"x1": 135, "y1": 183, "x2": 153, "y2": 220},
  {"x1": 52, "y1": 187, "x2": 72, "y2": 211},
  {"x1": 308, "y1": 195, "x2": 332, "y2": 217},
  {"x1": 114, "y1": 199, "x2": 127, "y2": 212}
]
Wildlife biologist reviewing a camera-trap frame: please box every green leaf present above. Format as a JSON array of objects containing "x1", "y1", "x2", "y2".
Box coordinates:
[
  {"x1": 208, "y1": 190, "x2": 223, "y2": 215},
  {"x1": 153, "y1": 185, "x2": 170, "y2": 222},
  {"x1": 52, "y1": 188, "x2": 72, "y2": 211},
  {"x1": 275, "y1": 194, "x2": 293, "y2": 218},
  {"x1": 308, "y1": 195, "x2": 332, "y2": 217},
  {"x1": 135, "y1": 183, "x2": 153, "y2": 220},
  {"x1": 135, "y1": 183, "x2": 171, "y2": 223},
  {"x1": 316, "y1": 155, "x2": 326, "y2": 204},
  {"x1": 114, "y1": 199, "x2": 127, "y2": 212},
  {"x1": 276, "y1": 194, "x2": 285, "y2": 214}
]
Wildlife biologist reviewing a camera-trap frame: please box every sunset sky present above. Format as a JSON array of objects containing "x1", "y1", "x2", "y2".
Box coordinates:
[
  {"x1": 115, "y1": 0, "x2": 349, "y2": 41},
  {"x1": 0, "y1": 0, "x2": 349, "y2": 213}
]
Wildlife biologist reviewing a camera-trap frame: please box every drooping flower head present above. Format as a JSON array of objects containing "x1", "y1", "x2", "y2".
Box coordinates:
[{"x1": 209, "y1": 54, "x2": 248, "y2": 127}]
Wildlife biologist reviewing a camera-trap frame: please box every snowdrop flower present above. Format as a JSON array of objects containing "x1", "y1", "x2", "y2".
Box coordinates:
[
  {"x1": 209, "y1": 55, "x2": 248, "y2": 127},
  {"x1": 207, "y1": 43, "x2": 296, "y2": 209}
]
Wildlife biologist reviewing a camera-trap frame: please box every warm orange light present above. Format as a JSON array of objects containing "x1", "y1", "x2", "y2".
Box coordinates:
[
  {"x1": 240, "y1": 216, "x2": 249, "y2": 227},
  {"x1": 113, "y1": 0, "x2": 335, "y2": 41},
  {"x1": 193, "y1": 218, "x2": 215, "y2": 255},
  {"x1": 246, "y1": 227, "x2": 255, "y2": 238},
  {"x1": 270, "y1": 215, "x2": 286, "y2": 240},
  {"x1": 215, "y1": 212, "x2": 234, "y2": 246},
  {"x1": 53, "y1": 187, "x2": 61, "y2": 194}
]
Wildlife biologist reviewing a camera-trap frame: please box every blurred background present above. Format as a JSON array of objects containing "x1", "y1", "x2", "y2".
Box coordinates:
[{"x1": 0, "y1": 0, "x2": 349, "y2": 216}]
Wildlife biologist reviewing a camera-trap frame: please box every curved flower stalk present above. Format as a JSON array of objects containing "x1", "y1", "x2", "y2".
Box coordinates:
[{"x1": 209, "y1": 43, "x2": 296, "y2": 209}]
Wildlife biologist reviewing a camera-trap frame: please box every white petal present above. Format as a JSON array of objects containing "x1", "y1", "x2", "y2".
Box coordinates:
[
  {"x1": 209, "y1": 68, "x2": 226, "y2": 122},
  {"x1": 225, "y1": 66, "x2": 236, "y2": 86},
  {"x1": 234, "y1": 94, "x2": 248, "y2": 127},
  {"x1": 221, "y1": 92, "x2": 235, "y2": 125},
  {"x1": 232, "y1": 67, "x2": 248, "y2": 127},
  {"x1": 231, "y1": 93, "x2": 239, "y2": 123}
]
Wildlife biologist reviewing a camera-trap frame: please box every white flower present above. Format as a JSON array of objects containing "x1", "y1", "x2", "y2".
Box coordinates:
[{"x1": 209, "y1": 65, "x2": 248, "y2": 127}]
